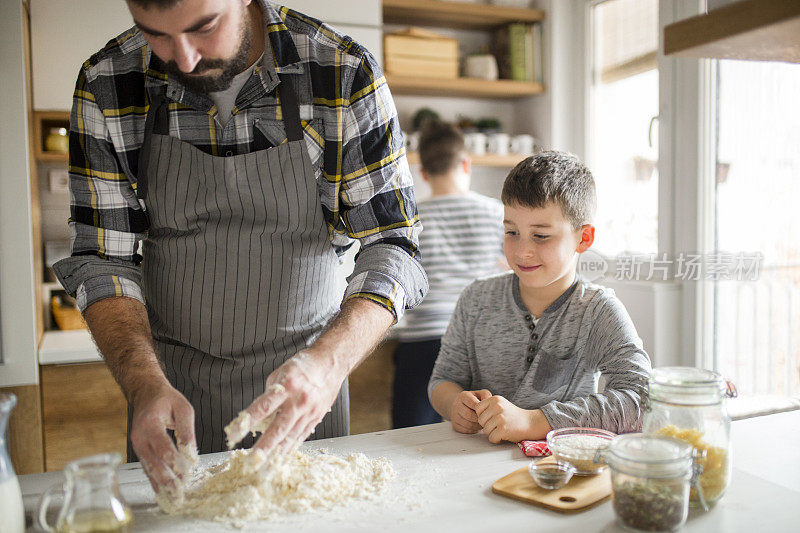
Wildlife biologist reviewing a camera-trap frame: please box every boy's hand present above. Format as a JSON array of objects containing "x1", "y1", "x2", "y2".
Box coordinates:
[
  {"x1": 449, "y1": 389, "x2": 492, "y2": 434},
  {"x1": 476, "y1": 395, "x2": 544, "y2": 443}
]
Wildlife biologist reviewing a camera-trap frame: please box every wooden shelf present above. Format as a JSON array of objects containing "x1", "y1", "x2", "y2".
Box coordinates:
[
  {"x1": 386, "y1": 74, "x2": 544, "y2": 99},
  {"x1": 36, "y1": 152, "x2": 68, "y2": 163},
  {"x1": 406, "y1": 151, "x2": 526, "y2": 168},
  {"x1": 382, "y1": 0, "x2": 544, "y2": 31},
  {"x1": 664, "y1": 0, "x2": 800, "y2": 63}
]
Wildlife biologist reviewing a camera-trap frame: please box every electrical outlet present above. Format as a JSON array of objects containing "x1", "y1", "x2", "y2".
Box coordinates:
[{"x1": 49, "y1": 169, "x2": 70, "y2": 193}]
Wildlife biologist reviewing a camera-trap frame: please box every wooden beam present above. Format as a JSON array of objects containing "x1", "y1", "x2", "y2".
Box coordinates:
[{"x1": 664, "y1": 0, "x2": 800, "y2": 63}]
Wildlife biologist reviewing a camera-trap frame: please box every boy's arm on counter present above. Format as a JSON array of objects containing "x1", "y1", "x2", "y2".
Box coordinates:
[
  {"x1": 427, "y1": 286, "x2": 475, "y2": 401},
  {"x1": 539, "y1": 295, "x2": 652, "y2": 434}
]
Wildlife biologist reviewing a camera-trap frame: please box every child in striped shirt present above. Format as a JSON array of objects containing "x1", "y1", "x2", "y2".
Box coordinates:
[{"x1": 391, "y1": 120, "x2": 506, "y2": 428}]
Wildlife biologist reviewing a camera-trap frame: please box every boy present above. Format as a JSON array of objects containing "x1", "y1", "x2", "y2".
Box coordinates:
[
  {"x1": 391, "y1": 120, "x2": 506, "y2": 428},
  {"x1": 428, "y1": 151, "x2": 651, "y2": 442}
]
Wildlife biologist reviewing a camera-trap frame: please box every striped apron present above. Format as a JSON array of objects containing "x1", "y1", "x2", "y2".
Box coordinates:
[{"x1": 130, "y1": 75, "x2": 349, "y2": 456}]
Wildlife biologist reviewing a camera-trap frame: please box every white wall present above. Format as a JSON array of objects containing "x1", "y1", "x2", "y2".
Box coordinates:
[
  {"x1": 0, "y1": 1, "x2": 38, "y2": 387},
  {"x1": 282, "y1": 0, "x2": 383, "y2": 69},
  {"x1": 30, "y1": 0, "x2": 133, "y2": 111},
  {"x1": 598, "y1": 278, "x2": 682, "y2": 367}
]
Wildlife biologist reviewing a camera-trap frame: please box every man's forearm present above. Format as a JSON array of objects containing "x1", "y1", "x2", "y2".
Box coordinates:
[
  {"x1": 305, "y1": 297, "x2": 395, "y2": 380},
  {"x1": 83, "y1": 296, "x2": 170, "y2": 406}
]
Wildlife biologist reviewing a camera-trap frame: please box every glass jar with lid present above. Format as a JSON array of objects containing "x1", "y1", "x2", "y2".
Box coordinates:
[
  {"x1": 642, "y1": 366, "x2": 735, "y2": 506},
  {"x1": 605, "y1": 434, "x2": 698, "y2": 532}
]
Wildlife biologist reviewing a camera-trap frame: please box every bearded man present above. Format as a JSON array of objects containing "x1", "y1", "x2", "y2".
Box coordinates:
[{"x1": 54, "y1": 0, "x2": 426, "y2": 494}]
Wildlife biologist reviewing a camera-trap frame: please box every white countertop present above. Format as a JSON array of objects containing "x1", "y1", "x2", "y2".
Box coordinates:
[
  {"x1": 19, "y1": 411, "x2": 800, "y2": 532},
  {"x1": 38, "y1": 329, "x2": 102, "y2": 365}
]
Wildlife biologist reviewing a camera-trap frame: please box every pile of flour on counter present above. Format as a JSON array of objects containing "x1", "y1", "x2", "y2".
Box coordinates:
[
  {"x1": 156, "y1": 383, "x2": 397, "y2": 525},
  {"x1": 157, "y1": 448, "x2": 395, "y2": 525}
]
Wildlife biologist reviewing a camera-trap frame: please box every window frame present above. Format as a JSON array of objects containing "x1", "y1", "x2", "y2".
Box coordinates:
[{"x1": 580, "y1": 0, "x2": 711, "y2": 367}]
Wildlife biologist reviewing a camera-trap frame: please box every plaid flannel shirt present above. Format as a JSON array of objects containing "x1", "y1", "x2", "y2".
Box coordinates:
[{"x1": 53, "y1": 1, "x2": 427, "y2": 321}]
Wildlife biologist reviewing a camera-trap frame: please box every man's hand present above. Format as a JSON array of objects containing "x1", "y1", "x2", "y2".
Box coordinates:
[
  {"x1": 244, "y1": 351, "x2": 345, "y2": 453},
  {"x1": 129, "y1": 383, "x2": 197, "y2": 493},
  {"x1": 241, "y1": 296, "x2": 393, "y2": 453},
  {"x1": 449, "y1": 389, "x2": 492, "y2": 434},
  {"x1": 475, "y1": 395, "x2": 549, "y2": 443},
  {"x1": 82, "y1": 296, "x2": 196, "y2": 493}
]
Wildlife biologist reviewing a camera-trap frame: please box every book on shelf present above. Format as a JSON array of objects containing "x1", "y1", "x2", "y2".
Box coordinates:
[
  {"x1": 492, "y1": 22, "x2": 543, "y2": 84},
  {"x1": 532, "y1": 22, "x2": 543, "y2": 84}
]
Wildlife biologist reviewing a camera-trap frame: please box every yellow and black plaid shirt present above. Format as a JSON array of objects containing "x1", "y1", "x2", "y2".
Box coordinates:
[{"x1": 56, "y1": 1, "x2": 427, "y2": 320}]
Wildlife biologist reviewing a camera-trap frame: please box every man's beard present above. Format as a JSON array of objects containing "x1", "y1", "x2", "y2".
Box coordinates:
[{"x1": 163, "y1": 15, "x2": 253, "y2": 94}]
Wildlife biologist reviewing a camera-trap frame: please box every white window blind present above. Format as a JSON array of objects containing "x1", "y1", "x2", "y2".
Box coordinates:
[{"x1": 596, "y1": 0, "x2": 658, "y2": 83}]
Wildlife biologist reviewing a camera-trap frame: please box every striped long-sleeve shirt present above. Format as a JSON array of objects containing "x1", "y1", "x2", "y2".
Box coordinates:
[
  {"x1": 53, "y1": 0, "x2": 427, "y2": 320},
  {"x1": 392, "y1": 192, "x2": 506, "y2": 341}
]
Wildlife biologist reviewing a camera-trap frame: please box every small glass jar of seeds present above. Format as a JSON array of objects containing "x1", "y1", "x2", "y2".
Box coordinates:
[{"x1": 604, "y1": 434, "x2": 700, "y2": 532}]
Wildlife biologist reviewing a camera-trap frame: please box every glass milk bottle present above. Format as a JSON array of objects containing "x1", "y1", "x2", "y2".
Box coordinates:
[{"x1": 0, "y1": 392, "x2": 26, "y2": 533}]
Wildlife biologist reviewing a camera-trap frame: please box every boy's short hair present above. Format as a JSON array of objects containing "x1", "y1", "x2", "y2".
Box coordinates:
[
  {"x1": 418, "y1": 120, "x2": 466, "y2": 177},
  {"x1": 501, "y1": 151, "x2": 596, "y2": 229}
]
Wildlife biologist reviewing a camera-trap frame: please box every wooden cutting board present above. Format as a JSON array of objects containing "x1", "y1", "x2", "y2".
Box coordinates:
[{"x1": 492, "y1": 456, "x2": 612, "y2": 513}]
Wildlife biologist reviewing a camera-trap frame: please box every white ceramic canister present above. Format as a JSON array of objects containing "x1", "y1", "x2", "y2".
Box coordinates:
[
  {"x1": 487, "y1": 133, "x2": 510, "y2": 156},
  {"x1": 464, "y1": 132, "x2": 487, "y2": 156},
  {"x1": 510, "y1": 134, "x2": 536, "y2": 154}
]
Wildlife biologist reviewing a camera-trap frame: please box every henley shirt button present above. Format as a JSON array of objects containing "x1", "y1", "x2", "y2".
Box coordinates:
[
  {"x1": 528, "y1": 346, "x2": 535, "y2": 353},
  {"x1": 524, "y1": 314, "x2": 532, "y2": 321},
  {"x1": 526, "y1": 355, "x2": 534, "y2": 363},
  {"x1": 528, "y1": 323, "x2": 535, "y2": 331},
  {"x1": 532, "y1": 333, "x2": 539, "y2": 340}
]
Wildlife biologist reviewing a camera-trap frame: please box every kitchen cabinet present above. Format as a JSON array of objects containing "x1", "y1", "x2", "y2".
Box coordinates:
[{"x1": 40, "y1": 362, "x2": 127, "y2": 472}]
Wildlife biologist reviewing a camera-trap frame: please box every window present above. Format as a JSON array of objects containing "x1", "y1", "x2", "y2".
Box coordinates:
[
  {"x1": 710, "y1": 60, "x2": 800, "y2": 396},
  {"x1": 588, "y1": 0, "x2": 659, "y2": 256}
]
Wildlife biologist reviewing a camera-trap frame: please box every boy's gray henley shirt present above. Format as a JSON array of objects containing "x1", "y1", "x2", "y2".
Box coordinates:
[{"x1": 428, "y1": 272, "x2": 652, "y2": 434}]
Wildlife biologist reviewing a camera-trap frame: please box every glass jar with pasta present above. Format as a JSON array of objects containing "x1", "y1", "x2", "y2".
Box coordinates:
[{"x1": 642, "y1": 367, "x2": 736, "y2": 507}]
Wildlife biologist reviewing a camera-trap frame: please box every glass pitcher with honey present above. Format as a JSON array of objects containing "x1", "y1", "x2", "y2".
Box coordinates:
[{"x1": 38, "y1": 453, "x2": 133, "y2": 533}]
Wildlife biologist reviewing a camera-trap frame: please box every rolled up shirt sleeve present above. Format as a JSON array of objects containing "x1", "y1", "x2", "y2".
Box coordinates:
[
  {"x1": 335, "y1": 49, "x2": 427, "y2": 321},
  {"x1": 539, "y1": 296, "x2": 652, "y2": 434},
  {"x1": 52, "y1": 65, "x2": 148, "y2": 312}
]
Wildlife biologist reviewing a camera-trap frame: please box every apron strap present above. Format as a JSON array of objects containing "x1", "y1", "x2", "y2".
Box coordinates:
[
  {"x1": 138, "y1": 75, "x2": 302, "y2": 200},
  {"x1": 278, "y1": 74, "x2": 304, "y2": 142},
  {"x1": 137, "y1": 85, "x2": 168, "y2": 201}
]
